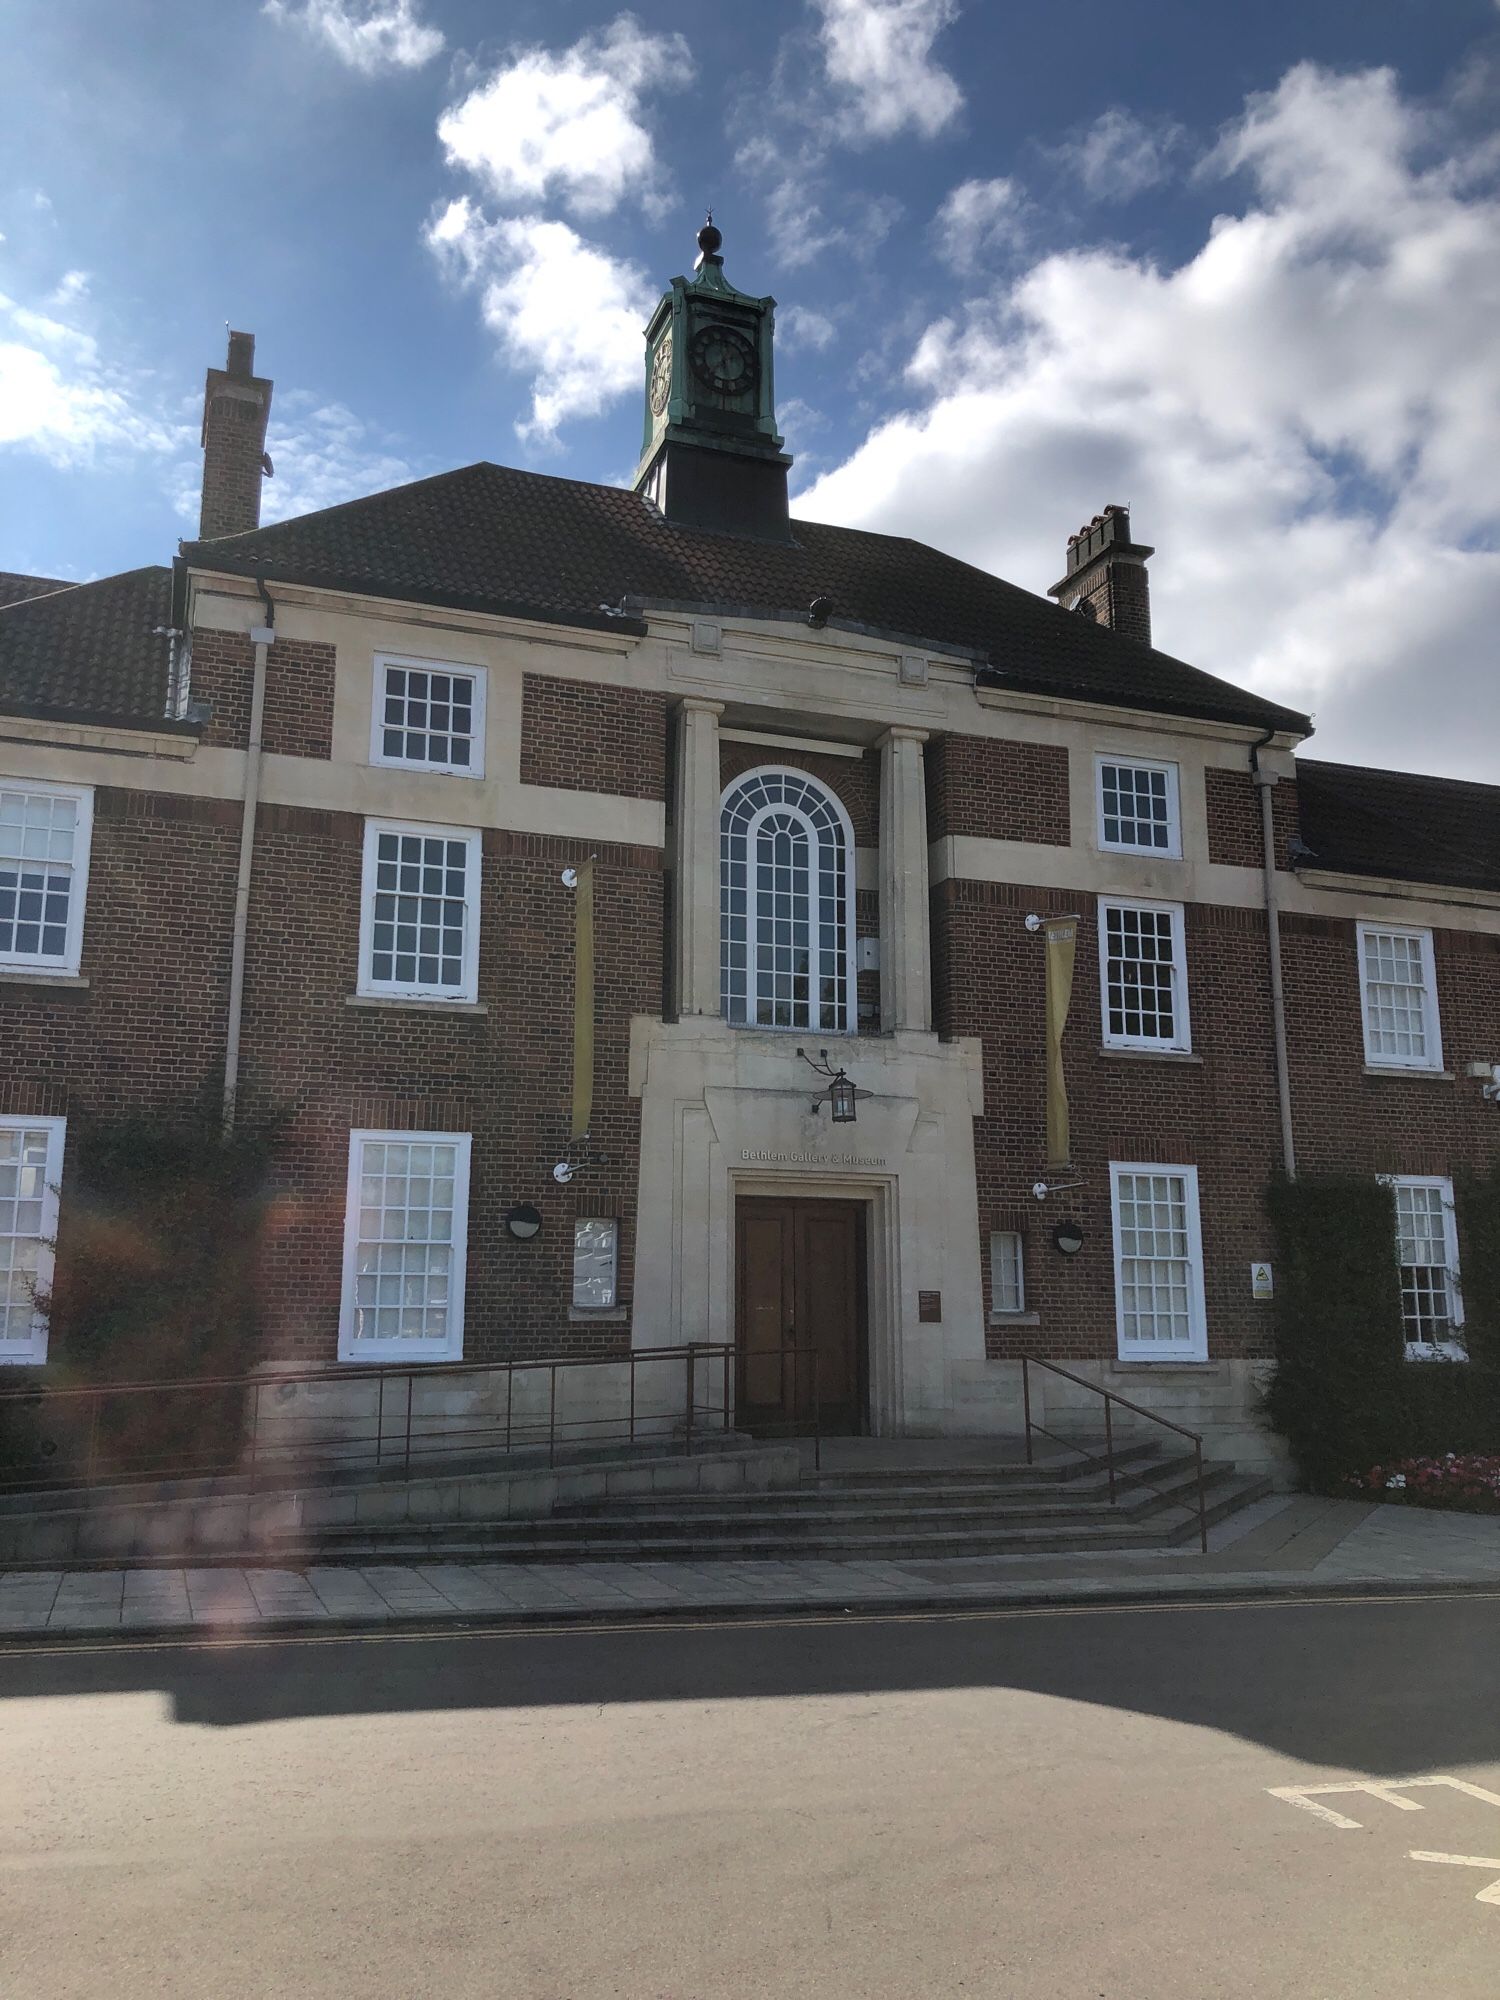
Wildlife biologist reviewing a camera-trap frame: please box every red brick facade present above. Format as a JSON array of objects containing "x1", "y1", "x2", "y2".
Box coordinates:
[
  {"x1": 0, "y1": 789, "x2": 238, "y2": 1121},
  {"x1": 520, "y1": 672, "x2": 668, "y2": 799},
  {"x1": 191, "y1": 631, "x2": 336, "y2": 759},
  {"x1": 925, "y1": 733, "x2": 1070, "y2": 846},
  {"x1": 1205, "y1": 767, "x2": 1300, "y2": 870},
  {"x1": 232, "y1": 809, "x2": 663, "y2": 1366},
  {"x1": 9, "y1": 627, "x2": 1498, "y2": 1410}
]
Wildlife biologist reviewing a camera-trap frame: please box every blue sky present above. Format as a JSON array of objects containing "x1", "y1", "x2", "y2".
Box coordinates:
[{"x1": 3, "y1": 1, "x2": 1498, "y2": 775}]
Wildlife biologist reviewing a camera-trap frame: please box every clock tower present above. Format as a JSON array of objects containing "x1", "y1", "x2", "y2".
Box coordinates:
[{"x1": 634, "y1": 217, "x2": 792, "y2": 540}]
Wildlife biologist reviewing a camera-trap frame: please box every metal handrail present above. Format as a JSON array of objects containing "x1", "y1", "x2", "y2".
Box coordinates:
[
  {"x1": 1020, "y1": 1355, "x2": 1209, "y2": 1554},
  {"x1": 0, "y1": 1342, "x2": 740, "y2": 1498}
]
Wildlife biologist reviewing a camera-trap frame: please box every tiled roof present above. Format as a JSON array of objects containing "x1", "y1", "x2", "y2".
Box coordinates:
[
  {"x1": 0, "y1": 571, "x2": 71, "y2": 609},
  {"x1": 1297, "y1": 761, "x2": 1500, "y2": 897},
  {"x1": 181, "y1": 461, "x2": 1311, "y2": 735},
  {"x1": 0, "y1": 566, "x2": 175, "y2": 724}
]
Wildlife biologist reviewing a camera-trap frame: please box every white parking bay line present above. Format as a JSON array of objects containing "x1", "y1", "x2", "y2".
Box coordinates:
[{"x1": 1408, "y1": 1852, "x2": 1500, "y2": 1905}]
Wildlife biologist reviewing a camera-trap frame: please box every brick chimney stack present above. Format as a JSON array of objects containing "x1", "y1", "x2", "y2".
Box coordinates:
[
  {"x1": 1047, "y1": 503, "x2": 1154, "y2": 647},
  {"x1": 198, "y1": 330, "x2": 273, "y2": 540}
]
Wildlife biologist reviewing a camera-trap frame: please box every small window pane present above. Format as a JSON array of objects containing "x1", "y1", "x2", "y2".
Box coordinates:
[
  {"x1": 0, "y1": 787, "x2": 80, "y2": 967},
  {"x1": 375, "y1": 663, "x2": 480, "y2": 772},
  {"x1": 1114, "y1": 1169, "x2": 1201, "y2": 1351},
  {"x1": 0, "y1": 1121, "x2": 62, "y2": 1353},
  {"x1": 1100, "y1": 762, "x2": 1175, "y2": 853},
  {"x1": 1102, "y1": 903, "x2": 1183, "y2": 1049},
  {"x1": 719, "y1": 769, "x2": 851, "y2": 1032},
  {"x1": 1362, "y1": 929, "x2": 1434, "y2": 1066},
  {"x1": 1392, "y1": 1179, "x2": 1461, "y2": 1352},
  {"x1": 573, "y1": 1218, "x2": 618, "y2": 1310},
  {"x1": 990, "y1": 1231, "x2": 1024, "y2": 1315},
  {"x1": 345, "y1": 1136, "x2": 463, "y2": 1349},
  {"x1": 364, "y1": 826, "x2": 475, "y2": 998}
]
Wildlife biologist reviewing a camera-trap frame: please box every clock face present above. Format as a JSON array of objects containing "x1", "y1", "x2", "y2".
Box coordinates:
[
  {"x1": 648, "y1": 330, "x2": 673, "y2": 417},
  {"x1": 689, "y1": 323, "x2": 758, "y2": 398}
]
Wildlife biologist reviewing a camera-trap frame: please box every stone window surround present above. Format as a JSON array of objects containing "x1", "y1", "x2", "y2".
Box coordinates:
[
  {"x1": 672, "y1": 700, "x2": 931, "y2": 1033},
  {"x1": 1095, "y1": 752, "x2": 1182, "y2": 860},
  {"x1": 369, "y1": 651, "x2": 487, "y2": 779}
]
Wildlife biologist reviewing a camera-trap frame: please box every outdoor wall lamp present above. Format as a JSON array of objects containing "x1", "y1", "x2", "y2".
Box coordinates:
[
  {"x1": 798, "y1": 1046, "x2": 862, "y2": 1122},
  {"x1": 506, "y1": 1203, "x2": 543, "y2": 1240}
]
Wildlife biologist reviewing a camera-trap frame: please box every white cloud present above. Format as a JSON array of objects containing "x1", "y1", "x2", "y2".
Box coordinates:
[
  {"x1": 47, "y1": 269, "x2": 89, "y2": 307},
  {"x1": 437, "y1": 15, "x2": 693, "y2": 220},
  {"x1": 263, "y1": 0, "x2": 444, "y2": 75},
  {"x1": 1052, "y1": 108, "x2": 1183, "y2": 201},
  {"x1": 796, "y1": 63, "x2": 1500, "y2": 779},
  {"x1": 736, "y1": 132, "x2": 902, "y2": 269},
  {"x1": 933, "y1": 177, "x2": 1026, "y2": 270},
  {"x1": 426, "y1": 200, "x2": 652, "y2": 441},
  {"x1": 813, "y1": 0, "x2": 963, "y2": 142},
  {"x1": 0, "y1": 291, "x2": 184, "y2": 468},
  {"x1": 780, "y1": 305, "x2": 839, "y2": 352},
  {"x1": 259, "y1": 398, "x2": 420, "y2": 522}
]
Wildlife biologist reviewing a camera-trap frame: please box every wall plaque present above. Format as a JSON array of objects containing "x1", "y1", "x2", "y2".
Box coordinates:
[{"x1": 918, "y1": 1290, "x2": 942, "y2": 1323}]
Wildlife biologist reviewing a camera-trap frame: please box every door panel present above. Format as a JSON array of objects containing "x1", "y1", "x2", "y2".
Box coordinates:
[
  {"x1": 798, "y1": 1206, "x2": 861, "y2": 1418},
  {"x1": 736, "y1": 1197, "x2": 865, "y2": 1434},
  {"x1": 739, "y1": 1210, "x2": 793, "y2": 1409}
]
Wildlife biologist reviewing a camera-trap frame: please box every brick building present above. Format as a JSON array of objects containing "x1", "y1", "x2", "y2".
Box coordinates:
[{"x1": 3, "y1": 221, "x2": 1497, "y2": 1469}]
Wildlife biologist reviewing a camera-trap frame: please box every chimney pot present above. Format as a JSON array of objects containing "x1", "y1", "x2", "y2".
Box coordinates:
[{"x1": 1048, "y1": 502, "x2": 1155, "y2": 646}]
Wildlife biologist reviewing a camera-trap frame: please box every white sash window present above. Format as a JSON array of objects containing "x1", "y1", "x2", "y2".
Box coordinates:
[
  {"x1": 1110, "y1": 1163, "x2": 1208, "y2": 1361},
  {"x1": 720, "y1": 768, "x2": 855, "y2": 1032},
  {"x1": 339, "y1": 1131, "x2": 471, "y2": 1362},
  {"x1": 0, "y1": 782, "x2": 92, "y2": 975},
  {"x1": 0, "y1": 1116, "x2": 65, "y2": 1364}
]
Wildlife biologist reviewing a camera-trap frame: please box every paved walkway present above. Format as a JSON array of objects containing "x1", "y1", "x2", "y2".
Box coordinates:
[{"x1": 1, "y1": 1495, "x2": 1497, "y2": 1639}]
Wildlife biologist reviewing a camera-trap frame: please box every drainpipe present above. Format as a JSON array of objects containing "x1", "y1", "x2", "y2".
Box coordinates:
[
  {"x1": 223, "y1": 583, "x2": 274, "y2": 1135},
  {"x1": 1251, "y1": 728, "x2": 1296, "y2": 1178}
]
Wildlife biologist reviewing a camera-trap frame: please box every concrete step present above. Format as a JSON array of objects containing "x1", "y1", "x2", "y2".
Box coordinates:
[
  {"x1": 290, "y1": 1466, "x2": 1270, "y2": 1563},
  {"x1": 796, "y1": 1440, "x2": 1166, "y2": 1488},
  {"x1": 555, "y1": 1453, "x2": 1204, "y2": 1518},
  {"x1": 278, "y1": 1474, "x2": 1273, "y2": 1564}
]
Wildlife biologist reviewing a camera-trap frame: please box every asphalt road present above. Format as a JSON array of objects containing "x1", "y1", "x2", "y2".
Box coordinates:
[{"x1": 3, "y1": 1590, "x2": 1500, "y2": 1998}]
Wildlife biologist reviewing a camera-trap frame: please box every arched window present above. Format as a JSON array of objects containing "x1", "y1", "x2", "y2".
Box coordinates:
[{"x1": 720, "y1": 767, "x2": 855, "y2": 1031}]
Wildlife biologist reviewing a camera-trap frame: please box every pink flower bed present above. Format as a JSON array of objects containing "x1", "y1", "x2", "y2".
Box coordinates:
[{"x1": 1347, "y1": 1453, "x2": 1500, "y2": 1513}]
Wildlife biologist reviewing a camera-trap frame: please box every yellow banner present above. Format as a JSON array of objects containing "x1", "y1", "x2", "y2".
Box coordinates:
[
  {"x1": 570, "y1": 861, "x2": 595, "y2": 1142},
  {"x1": 1043, "y1": 917, "x2": 1077, "y2": 1168}
]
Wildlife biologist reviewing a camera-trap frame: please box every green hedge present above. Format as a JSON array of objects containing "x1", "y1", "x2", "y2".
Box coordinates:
[{"x1": 1264, "y1": 1170, "x2": 1500, "y2": 1491}]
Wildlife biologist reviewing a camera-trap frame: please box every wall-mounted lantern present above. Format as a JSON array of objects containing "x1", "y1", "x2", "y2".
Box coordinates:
[{"x1": 798, "y1": 1046, "x2": 864, "y2": 1123}]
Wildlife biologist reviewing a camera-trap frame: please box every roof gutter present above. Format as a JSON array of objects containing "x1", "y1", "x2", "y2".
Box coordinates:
[
  {"x1": 1252, "y1": 727, "x2": 1296, "y2": 1177},
  {"x1": 223, "y1": 575, "x2": 274, "y2": 1136}
]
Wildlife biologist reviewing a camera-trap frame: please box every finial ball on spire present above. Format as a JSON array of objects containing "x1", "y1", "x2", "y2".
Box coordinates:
[{"x1": 697, "y1": 213, "x2": 722, "y2": 259}]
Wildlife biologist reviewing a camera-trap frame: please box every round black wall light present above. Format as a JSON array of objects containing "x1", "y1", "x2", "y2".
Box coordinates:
[
  {"x1": 1053, "y1": 1219, "x2": 1085, "y2": 1256},
  {"x1": 506, "y1": 1203, "x2": 543, "y2": 1241}
]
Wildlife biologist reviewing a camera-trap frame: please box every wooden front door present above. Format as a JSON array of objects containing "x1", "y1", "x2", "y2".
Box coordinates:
[{"x1": 735, "y1": 1197, "x2": 866, "y2": 1434}]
